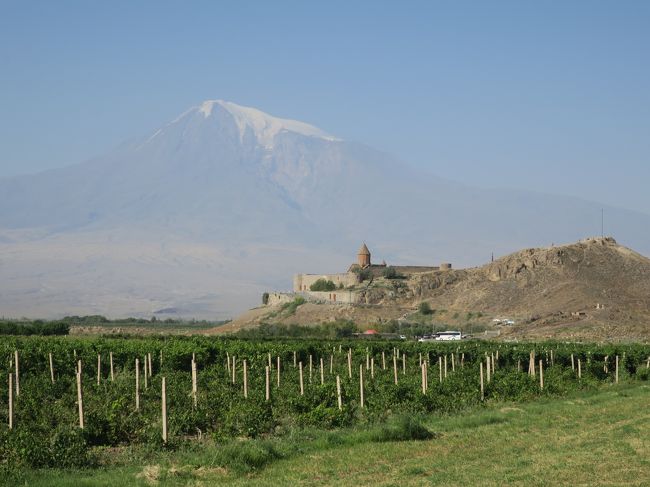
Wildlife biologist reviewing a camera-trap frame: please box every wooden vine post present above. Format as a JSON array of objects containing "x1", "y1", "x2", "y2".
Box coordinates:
[
  {"x1": 421, "y1": 363, "x2": 426, "y2": 395},
  {"x1": 438, "y1": 356, "x2": 443, "y2": 383},
  {"x1": 135, "y1": 358, "x2": 140, "y2": 411},
  {"x1": 14, "y1": 350, "x2": 19, "y2": 397},
  {"x1": 444, "y1": 355, "x2": 448, "y2": 379},
  {"x1": 347, "y1": 349, "x2": 352, "y2": 379},
  {"x1": 486, "y1": 355, "x2": 491, "y2": 383},
  {"x1": 480, "y1": 362, "x2": 484, "y2": 401},
  {"x1": 615, "y1": 355, "x2": 619, "y2": 384},
  {"x1": 231, "y1": 356, "x2": 236, "y2": 384},
  {"x1": 359, "y1": 364, "x2": 364, "y2": 408},
  {"x1": 243, "y1": 360, "x2": 248, "y2": 399},
  {"x1": 277, "y1": 356, "x2": 281, "y2": 388},
  {"x1": 49, "y1": 352, "x2": 55, "y2": 384},
  {"x1": 571, "y1": 353, "x2": 575, "y2": 371},
  {"x1": 144, "y1": 355, "x2": 148, "y2": 390},
  {"x1": 8, "y1": 374, "x2": 13, "y2": 430},
  {"x1": 539, "y1": 359, "x2": 544, "y2": 390},
  {"x1": 309, "y1": 355, "x2": 313, "y2": 384},
  {"x1": 299, "y1": 362, "x2": 304, "y2": 396},
  {"x1": 265, "y1": 366, "x2": 270, "y2": 402},
  {"x1": 76, "y1": 360, "x2": 84, "y2": 429},
  {"x1": 382, "y1": 351, "x2": 386, "y2": 370},
  {"x1": 161, "y1": 377, "x2": 167, "y2": 444},
  {"x1": 402, "y1": 353, "x2": 406, "y2": 375},
  {"x1": 424, "y1": 362, "x2": 428, "y2": 392},
  {"x1": 330, "y1": 354, "x2": 333, "y2": 374},
  {"x1": 191, "y1": 359, "x2": 197, "y2": 408},
  {"x1": 529, "y1": 351, "x2": 536, "y2": 377},
  {"x1": 393, "y1": 353, "x2": 398, "y2": 385},
  {"x1": 336, "y1": 375, "x2": 342, "y2": 410},
  {"x1": 578, "y1": 359, "x2": 582, "y2": 379},
  {"x1": 371, "y1": 357, "x2": 375, "y2": 379},
  {"x1": 109, "y1": 352, "x2": 114, "y2": 382},
  {"x1": 97, "y1": 354, "x2": 101, "y2": 386}
]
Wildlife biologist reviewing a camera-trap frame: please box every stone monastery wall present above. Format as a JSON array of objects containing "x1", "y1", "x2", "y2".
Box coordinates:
[{"x1": 293, "y1": 273, "x2": 359, "y2": 292}]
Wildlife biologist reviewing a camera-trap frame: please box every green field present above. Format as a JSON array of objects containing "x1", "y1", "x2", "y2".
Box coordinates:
[
  {"x1": 0, "y1": 336, "x2": 648, "y2": 486},
  {"x1": 12, "y1": 383, "x2": 650, "y2": 486}
]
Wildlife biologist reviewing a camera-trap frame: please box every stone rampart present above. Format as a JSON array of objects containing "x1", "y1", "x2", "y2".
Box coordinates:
[
  {"x1": 293, "y1": 272, "x2": 359, "y2": 292},
  {"x1": 266, "y1": 290, "x2": 359, "y2": 306}
]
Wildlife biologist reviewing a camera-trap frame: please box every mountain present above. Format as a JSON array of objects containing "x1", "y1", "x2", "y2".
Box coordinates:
[
  {"x1": 219, "y1": 237, "x2": 650, "y2": 341},
  {"x1": 1, "y1": 100, "x2": 649, "y2": 320}
]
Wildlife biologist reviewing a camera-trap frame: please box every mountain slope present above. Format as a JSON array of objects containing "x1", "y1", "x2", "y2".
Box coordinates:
[
  {"x1": 1, "y1": 101, "x2": 649, "y2": 320},
  {"x1": 220, "y1": 237, "x2": 650, "y2": 341}
]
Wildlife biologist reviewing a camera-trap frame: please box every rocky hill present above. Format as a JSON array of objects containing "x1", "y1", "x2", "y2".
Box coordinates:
[{"x1": 218, "y1": 237, "x2": 650, "y2": 341}]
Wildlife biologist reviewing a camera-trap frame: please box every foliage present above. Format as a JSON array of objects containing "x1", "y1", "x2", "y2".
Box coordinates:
[
  {"x1": 0, "y1": 320, "x2": 69, "y2": 336},
  {"x1": 382, "y1": 267, "x2": 404, "y2": 279},
  {"x1": 370, "y1": 414, "x2": 435, "y2": 442},
  {"x1": 418, "y1": 302, "x2": 433, "y2": 315},
  {"x1": 0, "y1": 335, "x2": 647, "y2": 475},
  {"x1": 280, "y1": 297, "x2": 306, "y2": 315},
  {"x1": 309, "y1": 279, "x2": 336, "y2": 292}
]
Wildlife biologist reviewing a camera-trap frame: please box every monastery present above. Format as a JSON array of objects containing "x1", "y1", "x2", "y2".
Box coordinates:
[{"x1": 266, "y1": 244, "x2": 451, "y2": 306}]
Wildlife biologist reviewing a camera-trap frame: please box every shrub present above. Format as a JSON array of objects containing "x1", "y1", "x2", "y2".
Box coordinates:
[
  {"x1": 358, "y1": 269, "x2": 372, "y2": 281},
  {"x1": 280, "y1": 297, "x2": 306, "y2": 316},
  {"x1": 370, "y1": 415, "x2": 435, "y2": 442},
  {"x1": 418, "y1": 302, "x2": 433, "y2": 315},
  {"x1": 383, "y1": 266, "x2": 396, "y2": 279},
  {"x1": 310, "y1": 279, "x2": 336, "y2": 292}
]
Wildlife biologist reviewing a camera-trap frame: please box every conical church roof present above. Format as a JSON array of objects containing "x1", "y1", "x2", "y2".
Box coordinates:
[{"x1": 358, "y1": 243, "x2": 370, "y2": 256}]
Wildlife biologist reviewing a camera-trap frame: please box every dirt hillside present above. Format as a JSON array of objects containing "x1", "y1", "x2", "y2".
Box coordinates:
[{"x1": 213, "y1": 237, "x2": 650, "y2": 341}]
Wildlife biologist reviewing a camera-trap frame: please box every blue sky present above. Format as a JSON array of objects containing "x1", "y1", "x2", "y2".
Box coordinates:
[{"x1": 1, "y1": 1, "x2": 649, "y2": 213}]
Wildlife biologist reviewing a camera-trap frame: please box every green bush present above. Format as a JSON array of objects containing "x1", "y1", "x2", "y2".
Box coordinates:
[
  {"x1": 418, "y1": 302, "x2": 433, "y2": 315},
  {"x1": 370, "y1": 415, "x2": 435, "y2": 442},
  {"x1": 309, "y1": 279, "x2": 336, "y2": 292},
  {"x1": 382, "y1": 267, "x2": 404, "y2": 279},
  {"x1": 281, "y1": 297, "x2": 306, "y2": 315}
]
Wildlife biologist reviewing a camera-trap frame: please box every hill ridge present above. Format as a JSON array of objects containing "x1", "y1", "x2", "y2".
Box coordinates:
[{"x1": 220, "y1": 237, "x2": 650, "y2": 341}]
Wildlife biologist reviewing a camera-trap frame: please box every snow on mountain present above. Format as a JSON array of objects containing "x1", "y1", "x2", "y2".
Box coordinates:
[
  {"x1": 0, "y1": 100, "x2": 649, "y2": 320},
  {"x1": 150, "y1": 100, "x2": 339, "y2": 150}
]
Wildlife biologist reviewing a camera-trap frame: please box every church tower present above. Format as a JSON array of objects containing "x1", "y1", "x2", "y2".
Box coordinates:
[{"x1": 357, "y1": 243, "x2": 371, "y2": 268}]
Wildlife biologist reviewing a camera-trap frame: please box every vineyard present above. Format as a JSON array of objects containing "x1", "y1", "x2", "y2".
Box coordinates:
[{"x1": 0, "y1": 336, "x2": 649, "y2": 475}]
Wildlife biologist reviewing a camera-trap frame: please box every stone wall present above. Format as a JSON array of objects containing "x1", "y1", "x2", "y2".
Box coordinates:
[
  {"x1": 293, "y1": 272, "x2": 359, "y2": 292},
  {"x1": 266, "y1": 292, "x2": 297, "y2": 306},
  {"x1": 306, "y1": 290, "x2": 359, "y2": 304},
  {"x1": 266, "y1": 290, "x2": 359, "y2": 306}
]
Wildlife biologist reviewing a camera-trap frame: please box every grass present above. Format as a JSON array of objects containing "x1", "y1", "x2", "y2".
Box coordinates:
[{"x1": 15, "y1": 383, "x2": 650, "y2": 486}]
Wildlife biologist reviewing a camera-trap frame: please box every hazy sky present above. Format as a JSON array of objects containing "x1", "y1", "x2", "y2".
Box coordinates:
[{"x1": 1, "y1": 1, "x2": 649, "y2": 213}]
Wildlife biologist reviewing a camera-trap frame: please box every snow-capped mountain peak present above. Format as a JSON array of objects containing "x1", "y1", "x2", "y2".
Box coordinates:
[{"x1": 198, "y1": 100, "x2": 340, "y2": 148}]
